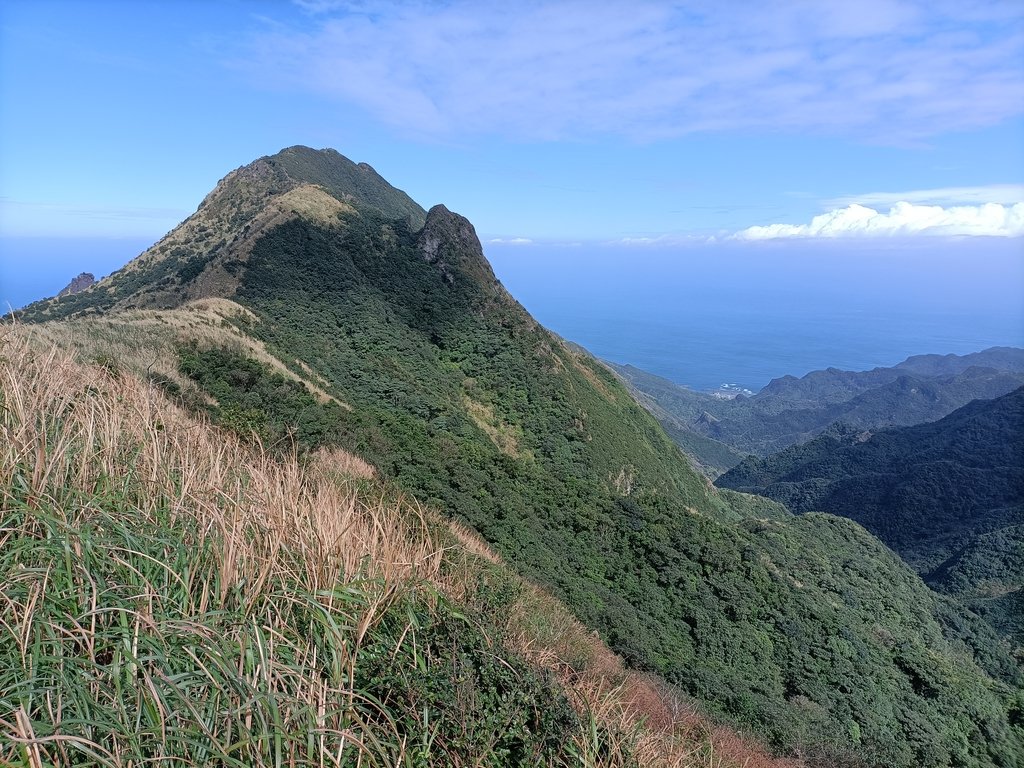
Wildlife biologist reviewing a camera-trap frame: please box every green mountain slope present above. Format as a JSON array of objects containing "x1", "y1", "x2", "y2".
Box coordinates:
[
  {"x1": 609, "y1": 352, "x2": 1024, "y2": 462},
  {"x1": 716, "y1": 388, "x2": 1024, "y2": 645},
  {"x1": 21, "y1": 147, "x2": 1024, "y2": 766},
  {"x1": 8, "y1": 330, "x2": 803, "y2": 768}
]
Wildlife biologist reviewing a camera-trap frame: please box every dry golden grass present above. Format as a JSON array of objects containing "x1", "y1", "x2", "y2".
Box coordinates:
[
  {"x1": 17, "y1": 299, "x2": 349, "y2": 408},
  {"x1": 1, "y1": 328, "x2": 426, "y2": 599},
  {"x1": 561, "y1": 339, "x2": 617, "y2": 402},
  {"x1": 272, "y1": 183, "x2": 356, "y2": 226},
  {"x1": 461, "y1": 394, "x2": 526, "y2": 459},
  {"x1": 447, "y1": 519, "x2": 503, "y2": 565}
]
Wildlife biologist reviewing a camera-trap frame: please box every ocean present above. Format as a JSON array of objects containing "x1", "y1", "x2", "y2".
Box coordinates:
[
  {"x1": 485, "y1": 237, "x2": 1024, "y2": 393},
  {"x1": 1, "y1": 236, "x2": 156, "y2": 313}
]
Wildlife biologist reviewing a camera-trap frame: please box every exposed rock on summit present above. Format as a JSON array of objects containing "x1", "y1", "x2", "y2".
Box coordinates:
[{"x1": 418, "y1": 204, "x2": 506, "y2": 299}]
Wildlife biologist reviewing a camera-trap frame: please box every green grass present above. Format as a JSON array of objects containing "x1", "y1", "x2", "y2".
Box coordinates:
[{"x1": 0, "y1": 334, "x2": 582, "y2": 766}]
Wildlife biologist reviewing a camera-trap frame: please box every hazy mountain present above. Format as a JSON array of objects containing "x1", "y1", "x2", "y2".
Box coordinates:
[
  {"x1": 20, "y1": 147, "x2": 1024, "y2": 766},
  {"x1": 609, "y1": 351, "x2": 1024, "y2": 467},
  {"x1": 894, "y1": 348, "x2": 1024, "y2": 377}
]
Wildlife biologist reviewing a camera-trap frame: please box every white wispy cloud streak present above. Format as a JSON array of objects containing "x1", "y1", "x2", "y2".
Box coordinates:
[
  {"x1": 734, "y1": 201, "x2": 1024, "y2": 239},
  {"x1": 0, "y1": 199, "x2": 189, "y2": 237},
  {"x1": 825, "y1": 185, "x2": 1024, "y2": 208},
  {"x1": 613, "y1": 234, "x2": 718, "y2": 246},
  {"x1": 239, "y1": 0, "x2": 1024, "y2": 142},
  {"x1": 485, "y1": 237, "x2": 534, "y2": 245}
]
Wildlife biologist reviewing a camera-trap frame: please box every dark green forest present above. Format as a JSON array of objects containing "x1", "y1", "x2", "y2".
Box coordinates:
[{"x1": 717, "y1": 389, "x2": 1024, "y2": 652}]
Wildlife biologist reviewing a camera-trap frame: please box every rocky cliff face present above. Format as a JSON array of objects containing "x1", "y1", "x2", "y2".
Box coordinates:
[
  {"x1": 57, "y1": 272, "x2": 96, "y2": 297},
  {"x1": 418, "y1": 204, "x2": 508, "y2": 300}
]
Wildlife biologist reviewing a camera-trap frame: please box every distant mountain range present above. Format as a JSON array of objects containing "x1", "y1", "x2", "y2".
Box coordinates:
[
  {"x1": 609, "y1": 348, "x2": 1024, "y2": 473},
  {"x1": 15, "y1": 146, "x2": 1024, "y2": 766}
]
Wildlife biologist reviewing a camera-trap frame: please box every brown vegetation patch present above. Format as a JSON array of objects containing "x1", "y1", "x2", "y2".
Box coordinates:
[
  {"x1": 0, "y1": 330, "x2": 435, "y2": 595},
  {"x1": 462, "y1": 394, "x2": 524, "y2": 458},
  {"x1": 447, "y1": 519, "x2": 503, "y2": 565},
  {"x1": 562, "y1": 339, "x2": 617, "y2": 400}
]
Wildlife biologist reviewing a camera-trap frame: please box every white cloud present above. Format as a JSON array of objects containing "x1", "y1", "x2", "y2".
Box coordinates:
[
  {"x1": 733, "y1": 201, "x2": 1024, "y2": 240},
  {"x1": 238, "y1": 1, "x2": 1024, "y2": 142},
  {"x1": 292, "y1": 0, "x2": 349, "y2": 12},
  {"x1": 617, "y1": 237, "x2": 663, "y2": 246},
  {"x1": 485, "y1": 237, "x2": 534, "y2": 245}
]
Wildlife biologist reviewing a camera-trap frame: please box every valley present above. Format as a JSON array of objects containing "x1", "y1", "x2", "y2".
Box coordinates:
[{"x1": 610, "y1": 349, "x2": 1024, "y2": 474}]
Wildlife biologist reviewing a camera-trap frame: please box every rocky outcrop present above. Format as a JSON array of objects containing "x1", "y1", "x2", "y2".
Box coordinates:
[
  {"x1": 58, "y1": 272, "x2": 96, "y2": 297},
  {"x1": 417, "y1": 204, "x2": 506, "y2": 298}
]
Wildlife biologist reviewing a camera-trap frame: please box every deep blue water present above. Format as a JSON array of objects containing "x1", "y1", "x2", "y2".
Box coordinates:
[
  {"x1": 1, "y1": 237, "x2": 156, "y2": 312},
  {"x1": 486, "y1": 238, "x2": 1024, "y2": 393}
]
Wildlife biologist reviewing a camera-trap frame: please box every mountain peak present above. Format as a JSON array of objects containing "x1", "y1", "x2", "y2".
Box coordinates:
[
  {"x1": 193, "y1": 146, "x2": 424, "y2": 228},
  {"x1": 418, "y1": 204, "x2": 507, "y2": 299},
  {"x1": 20, "y1": 147, "x2": 432, "y2": 319},
  {"x1": 259, "y1": 145, "x2": 426, "y2": 227}
]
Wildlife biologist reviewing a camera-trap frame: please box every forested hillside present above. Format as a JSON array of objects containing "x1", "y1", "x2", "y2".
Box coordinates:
[
  {"x1": 5, "y1": 329, "x2": 813, "y2": 768},
  {"x1": 717, "y1": 388, "x2": 1024, "y2": 648}
]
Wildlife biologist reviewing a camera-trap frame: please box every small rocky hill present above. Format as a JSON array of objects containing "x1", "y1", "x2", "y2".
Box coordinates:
[{"x1": 57, "y1": 271, "x2": 95, "y2": 297}]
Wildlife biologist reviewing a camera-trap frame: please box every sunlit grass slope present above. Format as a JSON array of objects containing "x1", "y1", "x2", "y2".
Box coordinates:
[{"x1": 1, "y1": 330, "x2": 795, "y2": 768}]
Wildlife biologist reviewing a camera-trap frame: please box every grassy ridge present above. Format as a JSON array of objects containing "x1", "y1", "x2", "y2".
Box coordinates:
[{"x1": 0, "y1": 330, "x2": 794, "y2": 768}]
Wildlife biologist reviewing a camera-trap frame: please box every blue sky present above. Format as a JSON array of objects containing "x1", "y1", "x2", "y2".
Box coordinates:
[{"x1": 1, "y1": 0, "x2": 1023, "y2": 311}]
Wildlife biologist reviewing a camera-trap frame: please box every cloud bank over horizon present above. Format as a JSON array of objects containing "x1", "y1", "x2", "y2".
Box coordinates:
[
  {"x1": 735, "y1": 201, "x2": 1024, "y2": 240},
  {"x1": 242, "y1": 0, "x2": 1024, "y2": 143},
  {"x1": 485, "y1": 237, "x2": 534, "y2": 245}
]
